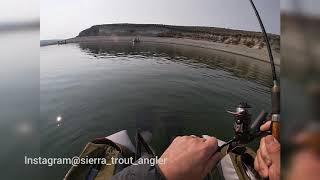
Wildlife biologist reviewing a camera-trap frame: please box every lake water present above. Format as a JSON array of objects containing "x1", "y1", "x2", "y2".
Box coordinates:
[
  {"x1": 0, "y1": 30, "x2": 39, "y2": 179},
  {"x1": 40, "y1": 41, "x2": 275, "y2": 179}
]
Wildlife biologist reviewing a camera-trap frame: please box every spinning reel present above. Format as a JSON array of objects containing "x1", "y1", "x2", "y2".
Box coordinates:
[{"x1": 218, "y1": 102, "x2": 269, "y2": 153}]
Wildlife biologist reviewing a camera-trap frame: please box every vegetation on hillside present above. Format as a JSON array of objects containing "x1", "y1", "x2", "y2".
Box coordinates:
[{"x1": 78, "y1": 24, "x2": 280, "y2": 52}]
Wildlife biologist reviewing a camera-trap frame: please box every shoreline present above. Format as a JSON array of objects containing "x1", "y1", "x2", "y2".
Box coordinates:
[{"x1": 45, "y1": 36, "x2": 280, "y2": 65}]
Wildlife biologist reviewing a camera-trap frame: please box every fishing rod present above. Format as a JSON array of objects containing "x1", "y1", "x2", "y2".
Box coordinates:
[
  {"x1": 134, "y1": 0, "x2": 280, "y2": 161},
  {"x1": 249, "y1": 0, "x2": 278, "y2": 83},
  {"x1": 248, "y1": 0, "x2": 280, "y2": 142},
  {"x1": 218, "y1": 0, "x2": 281, "y2": 152}
]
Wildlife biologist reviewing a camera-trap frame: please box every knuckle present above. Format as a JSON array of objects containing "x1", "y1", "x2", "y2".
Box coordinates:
[
  {"x1": 204, "y1": 141, "x2": 217, "y2": 152},
  {"x1": 180, "y1": 136, "x2": 194, "y2": 143},
  {"x1": 181, "y1": 135, "x2": 191, "y2": 139},
  {"x1": 266, "y1": 143, "x2": 280, "y2": 154},
  {"x1": 211, "y1": 137, "x2": 218, "y2": 144},
  {"x1": 260, "y1": 150, "x2": 268, "y2": 159},
  {"x1": 209, "y1": 136, "x2": 217, "y2": 141},
  {"x1": 207, "y1": 137, "x2": 218, "y2": 146},
  {"x1": 173, "y1": 136, "x2": 181, "y2": 142}
]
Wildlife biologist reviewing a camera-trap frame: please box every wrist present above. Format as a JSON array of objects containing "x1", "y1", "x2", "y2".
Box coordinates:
[{"x1": 156, "y1": 163, "x2": 169, "y2": 180}]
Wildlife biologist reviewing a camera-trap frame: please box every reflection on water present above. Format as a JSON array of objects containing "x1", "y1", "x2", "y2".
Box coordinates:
[
  {"x1": 40, "y1": 41, "x2": 276, "y2": 179},
  {"x1": 79, "y1": 42, "x2": 276, "y2": 88}
]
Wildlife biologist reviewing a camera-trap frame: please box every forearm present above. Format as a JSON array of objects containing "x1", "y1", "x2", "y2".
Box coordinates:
[{"x1": 111, "y1": 154, "x2": 166, "y2": 180}]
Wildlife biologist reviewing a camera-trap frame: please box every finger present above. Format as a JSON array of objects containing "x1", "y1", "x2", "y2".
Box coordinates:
[
  {"x1": 257, "y1": 149, "x2": 269, "y2": 178},
  {"x1": 190, "y1": 135, "x2": 198, "y2": 138},
  {"x1": 190, "y1": 135, "x2": 206, "y2": 142},
  {"x1": 260, "y1": 121, "x2": 272, "y2": 131},
  {"x1": 265, "y1": 135, "x2": 281, "y2": 154},
  {"x1": 180, "y1": 135, "x2": 193, "y2": 141},
  {"x1": 204, "y1": 136, "x2": 218, "y2": 152},
  {"x1": 204, "y1": 152, "x2": 223, "y2": 175},
  {"x1": 260, "y1": 137, "x2": 272, "y2": 166},
  {"x1": 265, "y1": 135, "x2": 281, "y2": 169},
  {"x1": 254, "y1": 155, "x2": 260, "y2": 172}
]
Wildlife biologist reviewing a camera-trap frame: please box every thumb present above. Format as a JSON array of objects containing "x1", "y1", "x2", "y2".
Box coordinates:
[{"x1": 260, "y1": 121, "x2": 272, "y2": 131}]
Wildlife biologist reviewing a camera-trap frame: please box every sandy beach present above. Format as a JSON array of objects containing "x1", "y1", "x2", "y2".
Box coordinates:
[{"x1": 64, "y1": 36, "x2": 280, "y2": 65}]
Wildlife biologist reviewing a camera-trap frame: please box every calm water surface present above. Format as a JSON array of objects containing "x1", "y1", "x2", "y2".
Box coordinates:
[{"x1": 40, "y1": 41, "x2": 276, "y2": 179}]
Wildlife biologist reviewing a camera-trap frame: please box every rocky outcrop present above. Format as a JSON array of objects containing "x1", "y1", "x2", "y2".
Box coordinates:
[{"x1": 78, "y1": 24, "x2": 280, "y2": 53}]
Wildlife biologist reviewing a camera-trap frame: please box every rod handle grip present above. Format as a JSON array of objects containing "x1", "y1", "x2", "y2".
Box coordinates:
[{"x1": 271, "y1": 121, "x2": 280, "y2": 142}]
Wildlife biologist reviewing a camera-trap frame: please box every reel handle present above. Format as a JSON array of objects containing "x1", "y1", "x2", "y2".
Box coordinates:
[{"x1": 250, "y1": 110, "x2": 268, "y2": 134}]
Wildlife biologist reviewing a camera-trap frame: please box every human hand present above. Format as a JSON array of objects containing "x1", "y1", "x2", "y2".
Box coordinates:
[
  {"x1": 158, "y1": 136, "x2": 222, "y2": 180},
  {"x1": 254, "y1": 121, "x2": 280, "y2": 180},
  {"x1": 287, "y1": 149, "x2": 320, "y2": 180},
  {"x1": 286, "y1": 131, "x2": 320, "y2": 180}
]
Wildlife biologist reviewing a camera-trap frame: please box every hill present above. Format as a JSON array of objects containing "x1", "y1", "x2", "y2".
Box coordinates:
[{"x1": 77, "y1": 23, "x2": 280, "y2": 52}]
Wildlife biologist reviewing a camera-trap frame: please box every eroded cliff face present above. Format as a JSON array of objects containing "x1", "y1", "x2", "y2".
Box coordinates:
[{"x1": 78, "y1": 24, "x2": 280, "y2": 53}]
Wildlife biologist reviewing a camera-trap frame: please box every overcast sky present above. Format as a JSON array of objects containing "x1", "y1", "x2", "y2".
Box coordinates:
[
  {"x1": 0, "y1": 0, "x2": 39, "y2": 22},
  {"x1": 40, "y1": 0, "x2": 280, "y2": 40}
]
